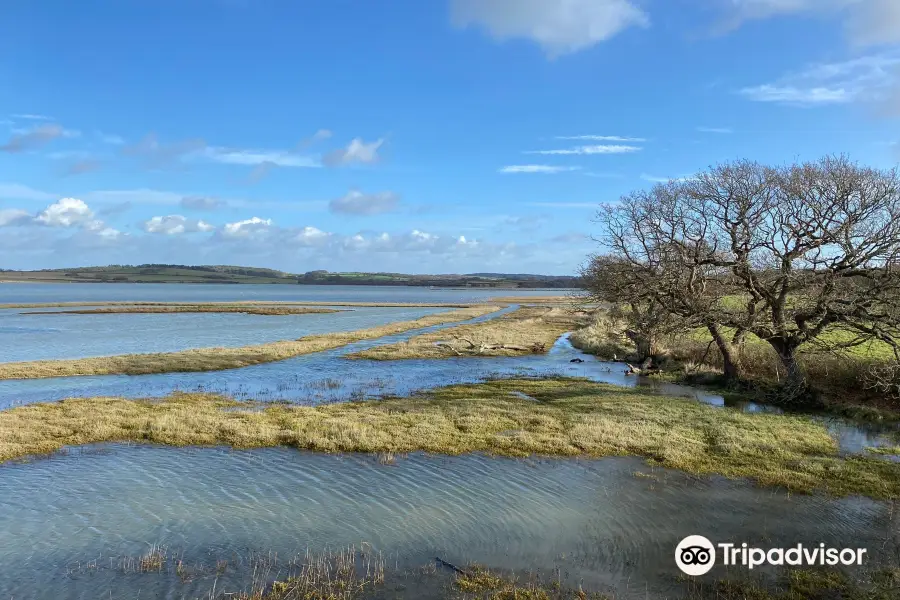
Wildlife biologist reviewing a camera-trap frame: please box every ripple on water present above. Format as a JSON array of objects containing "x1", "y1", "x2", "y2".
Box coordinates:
[{"x1": 0, "y1": 445, "x2": 896, "y2": 600}]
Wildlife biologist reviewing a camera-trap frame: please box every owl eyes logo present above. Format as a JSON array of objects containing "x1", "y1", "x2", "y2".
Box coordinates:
[{"x1": 675, "y1": 536, "x2": 716, "y2": 576}]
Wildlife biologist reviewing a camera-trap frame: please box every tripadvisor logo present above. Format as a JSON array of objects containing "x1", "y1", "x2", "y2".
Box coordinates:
[{"x1": 675, "y1": 536, "x2": 868, "y2": 577}]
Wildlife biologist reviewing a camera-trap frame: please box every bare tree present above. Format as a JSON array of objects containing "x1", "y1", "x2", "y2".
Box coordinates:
[{"x1": 587, "y1": 155, "x2": 900, "y2": 400}]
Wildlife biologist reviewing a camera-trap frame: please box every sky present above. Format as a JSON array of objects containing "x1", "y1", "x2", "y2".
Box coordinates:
[{"x1": 1, "y1": 0, "x2": 899, "y2": 275}]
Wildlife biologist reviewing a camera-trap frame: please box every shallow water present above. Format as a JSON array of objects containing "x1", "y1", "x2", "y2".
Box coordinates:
[
  {"x1": 0, "y1": 282, "x2": 571, "y2": 305},
  {"x1": 0, "y1": 305, "x2": 448, "y2": 362},
  {"x1": 0, "y1": 446, "x2": 895, "y2": 600}
]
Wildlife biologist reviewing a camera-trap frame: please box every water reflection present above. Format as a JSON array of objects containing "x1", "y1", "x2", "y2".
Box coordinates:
[{"x1": 0, "y1": 446, "x2": 895, "y2": 600}]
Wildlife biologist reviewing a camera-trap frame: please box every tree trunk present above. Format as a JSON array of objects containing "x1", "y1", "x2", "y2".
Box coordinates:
[
  {"x1": 768, "y1": 338, "x2": 808, "y2": 401},
  {"x1": 625, "y1": 329, "x2": 653, "y2": 362},
  {"x1": 707, "y1": 323, "x2": 741, "y2": 383}
]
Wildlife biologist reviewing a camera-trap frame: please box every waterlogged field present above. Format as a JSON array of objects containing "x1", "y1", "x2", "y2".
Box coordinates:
[{"x1": 0, "y1": 284, "x2": 898, "y2": 599}]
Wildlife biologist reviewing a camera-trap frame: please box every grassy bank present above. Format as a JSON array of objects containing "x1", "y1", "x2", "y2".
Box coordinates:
[
  {"x1": 0, "y1": 305, "x2": 500, "y2": 380},
  {"x1": 569, "y1": 311, "x2": 900, "y2": 417},
  {"x1": 347, "y1": 306, "x2": 584, "y2": 360},
  {"x1": 684, "y1": 567, "x2": 900, "y2": 600},
  {"x1": 2, "y1": 378, "x2": 898, "y2": 498},
  {"x1": 27, "y1": 305, "x2": 342, "y2": 316}
]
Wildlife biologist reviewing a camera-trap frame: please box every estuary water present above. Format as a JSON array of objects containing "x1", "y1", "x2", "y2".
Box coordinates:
[{"x1": 0, "y1": 447, "x2": 895, "y2": 600}]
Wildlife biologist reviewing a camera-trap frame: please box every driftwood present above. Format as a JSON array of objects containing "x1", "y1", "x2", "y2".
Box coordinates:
[{"x1": 435, "y1": 556, "x2": 470, "y2": 577}]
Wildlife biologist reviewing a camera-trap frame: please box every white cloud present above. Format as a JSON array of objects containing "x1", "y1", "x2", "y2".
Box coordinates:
[
  {"x1": 329, "y1": 190, "x2": 399, "y2": 215},
  {"x1": 222, "y1": 217, "x2": 273, "y2": 239},
  {"x1": 97, "y1": 132, "x2": 125, "y2": 145},
  {"x1": 1, "y1": 124, "x2": 65, "y2": 153},
  {"x1": 696, "y1": 127, "x2": 734, "y2": 134},
  {"x1": 143, "y1": 215, "x2": 215, "y2": 235},
  {"x1": 451, "y1": 0, "x2": 649, "y2": 57},
  {"x1": 11, "y1": 113, "x2": 52, "y2": 121},
  {"x1": 722, "y1": 0, "x2": 900, "y2": 47},
  {"x1": 323, "y1": 137, "x2": 384, "y2": 167},
  {"x1": 293, "y1": 226, "x2": 330, "y2": 246},
  {"x1": 499, "y1": 165, "x2": 581, "y2": 174},
  {"x1": 555, "y1": 135, "x2": 645, "y2": 142},
  {"x1": 526, "y1": 144, "x2": 641, "y2": 155},
  {"x1": 0, "y1": 208, "x2": 30, "y2": 227},
  {"x1": 36, "y1": 198, "x2": 95, "y2": 227},
  {"x1": 739, "y1": 52, "x2": 900, "y2": 106},
  {"x1": 203, "y1": 147, "x2": 319, "y2": 168}
]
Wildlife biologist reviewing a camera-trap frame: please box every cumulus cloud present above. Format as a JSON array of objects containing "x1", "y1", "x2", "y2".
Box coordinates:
[
  {"x1": 222, "y1": 217, "x2": 273, "y2": 239},
  {"x1": 323, "y1": 138, "x2": 384, "y2": 167},
  {"x1": 526, "y1": 144, "x2": 641, "y2": 155},
  {"x1": 181, "y1": 196, "x2": 224, "y2": 211},
  {"x1": 293, "y1": 226, "x2": 330, "y2": 246},
  {"x1": 739, "y1": 52, "x2": 900, "y2": 106},
  {"x1": 499, "y1": 165, "x2": 580, "y2": 174},
  {"x1": 143, "y1": 215, "x2": 215, "y2": 235},
  {"x1": 451, "y1": 0, "x2": 648, "y2": 57},
  {"x1": 0, "y1": 124, "x2": 65, "y2": 153},
  {"x1": 0, "y1": 208, "x2": 30, "y2": 227},
  {"x1": 329, "y1": 190, "x2": 400, "y2": 215},
  {"x1": 36, "y1": 198, "x2": 95, "y2": 227}
]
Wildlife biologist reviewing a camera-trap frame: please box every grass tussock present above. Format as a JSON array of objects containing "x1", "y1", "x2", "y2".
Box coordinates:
[
  {"x1": 453, "y1": 565, "x2": 606, "y2": 599},
  {"x1": 29, "y1": 305, "x2": 342, "y2": 316},
  {"x1": 0, "y1": 305, "x2": 500, "y2": 381},
  {"x1": 347, "y1": 307, "x2": 585, "y2": 360},
  {"x1": 239, "y1": 546, "x2": 385, "y2": 600},
  {"x1": 2, "y1": 378, "x2": 898, "y2": 498}
]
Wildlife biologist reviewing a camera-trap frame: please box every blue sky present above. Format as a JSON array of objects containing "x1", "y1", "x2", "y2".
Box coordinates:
[{"x1": 1, "y1": 0, "x2": 899, "y2": 275}]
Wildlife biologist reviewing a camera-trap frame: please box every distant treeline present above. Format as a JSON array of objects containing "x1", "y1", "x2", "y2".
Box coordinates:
[{"x1": 1, "y1": 265, "x2": 580, "y2": 288}]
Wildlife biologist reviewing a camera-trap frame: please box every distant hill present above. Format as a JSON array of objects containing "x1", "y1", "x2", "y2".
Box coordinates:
[{"x1": 0, "y1": 265, "x2": 581, "y2": 288}]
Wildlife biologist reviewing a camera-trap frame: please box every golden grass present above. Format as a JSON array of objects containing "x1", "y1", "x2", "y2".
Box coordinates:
[
  {"x1": 28, "y1": 305, "x2": 342, "y2": 316},
  {"x1": 347, "y1": 306, "x2": 585, "y2": 360},
  {"x1": 2, "y1": 378, "x2": 897, "y2": 499},
  {"x1": 0, "y1": 305, "x2": 501, "y2": 380}
]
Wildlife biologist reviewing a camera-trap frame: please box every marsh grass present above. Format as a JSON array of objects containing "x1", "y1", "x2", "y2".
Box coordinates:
[
  {"x1": 452, "y1": 565, "x2": 606, "y2": 599},
  {"x1": 2, "y1": 378, "x2": 899, "y2": 498},
  {"x1": 347, "y1": 307, "x2": 585, "y2": 360},
  {"x1": 0, "y1": 305, "x2": 501, "y2": 380},
  {"x1": 238, "y1": 546, "x2": 386, "y2": 600},
  {"x1": 29, "y1": 305, "x2": 342, "y2": 316}
]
